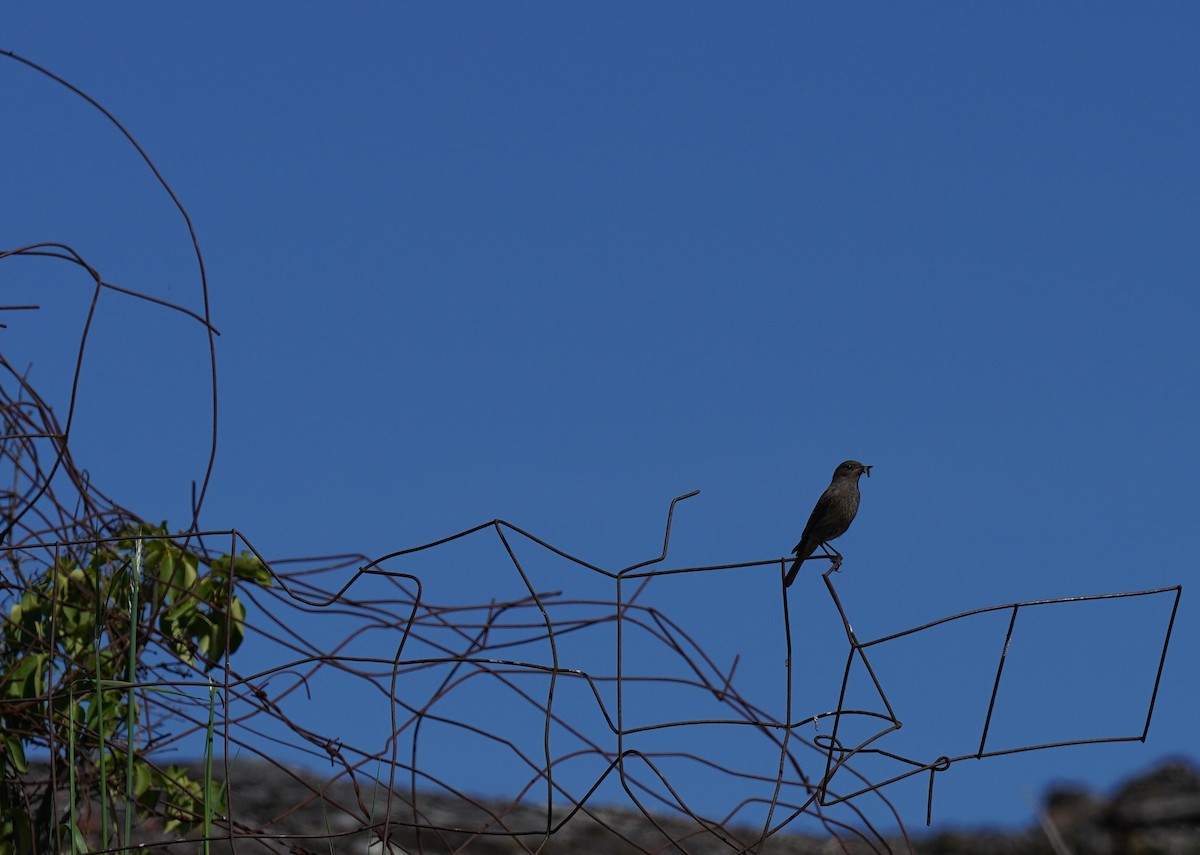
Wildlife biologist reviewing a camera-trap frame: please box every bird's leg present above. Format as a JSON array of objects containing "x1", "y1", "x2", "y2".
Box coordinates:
[{"x1": 820, "y1": 543, "x2": 844, "y2": 572}]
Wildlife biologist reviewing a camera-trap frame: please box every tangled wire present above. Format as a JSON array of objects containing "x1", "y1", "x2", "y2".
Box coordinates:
[{"x1": 0, "y1": 50, "x2": 1181, "y2": 855}]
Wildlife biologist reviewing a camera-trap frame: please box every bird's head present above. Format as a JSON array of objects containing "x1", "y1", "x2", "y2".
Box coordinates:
[{"x1": 836, "y1": 460, "x2": 872, "y2": 478}]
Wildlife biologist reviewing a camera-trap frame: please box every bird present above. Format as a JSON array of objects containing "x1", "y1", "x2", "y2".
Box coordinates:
[{"x1": 784, "y1": 460, "x2": 872, "y2": 587}]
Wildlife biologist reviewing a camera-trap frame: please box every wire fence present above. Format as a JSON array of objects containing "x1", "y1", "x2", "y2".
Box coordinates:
[{"x1": 0, "y1": 50, "x2": 1182, "y2": 855}]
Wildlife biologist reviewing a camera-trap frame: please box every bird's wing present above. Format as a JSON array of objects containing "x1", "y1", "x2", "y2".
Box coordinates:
[{"x1": 792, "y1": 492, "x2": 835, "y2": 553}]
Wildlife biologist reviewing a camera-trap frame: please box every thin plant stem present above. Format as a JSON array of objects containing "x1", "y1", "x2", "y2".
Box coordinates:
[
  {"x1": 123, "y1": 540, "x2": 142, "y2": 851},
  {"x1": 93, "y1": 567, "x2": 110, "y2": 850},
  {"x1": 203, "y1": 680, "x2": 217, "y2": 855},
  {"x1": 68, "y1": 689, "x2": 79, "y2": 855}
]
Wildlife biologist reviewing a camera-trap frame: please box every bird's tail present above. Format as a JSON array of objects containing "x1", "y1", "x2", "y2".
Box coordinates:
[{"x1": 783, "y1": 556, "x2": 804, "y2": 588}]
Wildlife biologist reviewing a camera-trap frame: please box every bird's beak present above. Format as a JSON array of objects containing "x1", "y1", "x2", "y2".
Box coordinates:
[{"x1": 862, "y1": 465, "x2": 872, "y2": 477}]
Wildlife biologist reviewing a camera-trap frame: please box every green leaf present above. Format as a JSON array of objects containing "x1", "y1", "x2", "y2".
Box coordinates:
[
  {"x1": 233, "y1": 553, "x2": 273, "y2": 585},
  {"x1": 157, "y1": 549, "x2": 177, "y2": 603},
  {"x1": 3, "y1": 734, "x2": 27, "y2": 773},
  {"x1": 7, "y1": 653, "x2": 44, "y2": 699},
  {"x1": 132, "y1": 761, "x2": 152, "y2": 798},
  {"x1": 136, "y1": 784, "x2": 161, "y2": 812},
  {"x1": 61, "y1": 821, "x2": 87, "y2": 854},
  {"x1": 1, "y1": 807, "x2": 32, "y2": 854},
  {"x1": 181, "y1": 552, "x2": 199, "y2": 593}
]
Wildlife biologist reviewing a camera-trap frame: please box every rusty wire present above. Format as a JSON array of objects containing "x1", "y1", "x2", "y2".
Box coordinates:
[{"x1": 0, "y1": 50, "x2": 1183, "y2": 855}]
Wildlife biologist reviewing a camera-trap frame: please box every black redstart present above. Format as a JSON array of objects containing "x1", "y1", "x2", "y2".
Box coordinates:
[{"x1": 784, "y1": 460, "x2": 871, "y2": 586}]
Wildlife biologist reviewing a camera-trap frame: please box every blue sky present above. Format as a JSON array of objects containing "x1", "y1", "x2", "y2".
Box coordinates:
[{"x1": 3, "y1": 4, "x2": 1197, "y2": 836}]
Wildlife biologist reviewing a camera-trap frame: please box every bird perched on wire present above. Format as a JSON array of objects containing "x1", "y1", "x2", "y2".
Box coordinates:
[{"x1": 784, "y1": 460, "x2": 872, "y2": 587}]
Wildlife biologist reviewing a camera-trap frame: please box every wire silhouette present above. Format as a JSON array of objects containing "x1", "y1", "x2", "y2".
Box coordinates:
[{"x1": 0, "y1": 50, "x2": 1183, "y2": 855}]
